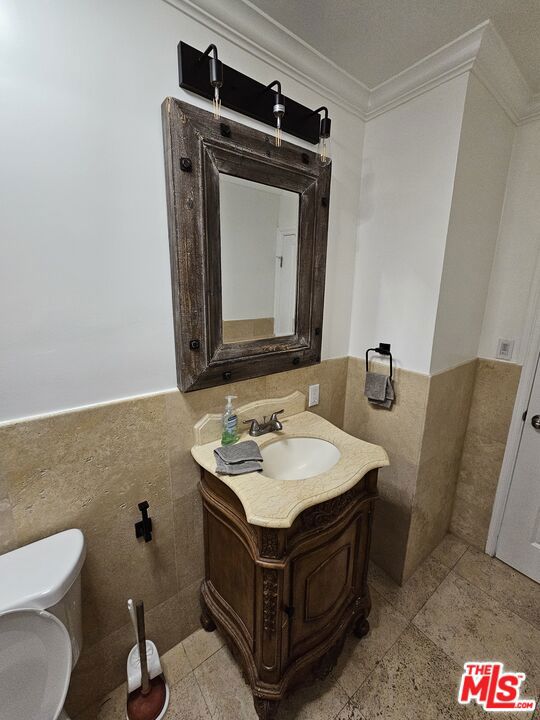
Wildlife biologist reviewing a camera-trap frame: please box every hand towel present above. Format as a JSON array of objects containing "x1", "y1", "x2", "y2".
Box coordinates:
[
  {"x1": 364, "y1": 371, "x2": 395, "y2": 409},
  {"x1": 214, "y1": 457, "x2": 263, "y2": 475},
  {"x1": 214, "y1": 440, "x2": 263, "y2": 464}
]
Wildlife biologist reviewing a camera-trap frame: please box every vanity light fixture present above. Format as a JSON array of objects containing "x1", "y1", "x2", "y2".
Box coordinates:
[
  {"x1": 313, "y1": 107, "x2": 332, "y2": 164},
  {"x1": 201, "y1": 44, "x2": 223, "y2": 118},
  {"x1": 267, "y1": 81, "x2": 285, "y2": 147}
]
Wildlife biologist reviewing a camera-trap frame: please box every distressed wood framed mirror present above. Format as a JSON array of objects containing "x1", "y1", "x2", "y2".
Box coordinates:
[{"x1": 162, "y1": 99, "x2": 331, "y2": 392}]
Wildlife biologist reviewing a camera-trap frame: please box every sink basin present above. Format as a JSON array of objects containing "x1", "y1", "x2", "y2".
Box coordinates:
[{"x1": 260, "y1": 437, "x2": 341, "y2": 481}]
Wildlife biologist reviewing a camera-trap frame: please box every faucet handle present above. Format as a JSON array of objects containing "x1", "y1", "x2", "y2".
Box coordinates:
[
  {"x1": 243, "y1": 418, "x2": 260, "y2": 435},
  {"x1": 270, "y1": 409, "x2": 284, "y2": 422}
]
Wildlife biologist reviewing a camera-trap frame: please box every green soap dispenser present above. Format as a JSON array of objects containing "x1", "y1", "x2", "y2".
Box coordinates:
[{"x1": 221, "y1": 395, "x2": 239, "y2": 445}]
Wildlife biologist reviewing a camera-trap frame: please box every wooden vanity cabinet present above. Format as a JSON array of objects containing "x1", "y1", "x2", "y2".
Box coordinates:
[{"x1": 199, "y1": 468, "x2": 378, "y2": 720}]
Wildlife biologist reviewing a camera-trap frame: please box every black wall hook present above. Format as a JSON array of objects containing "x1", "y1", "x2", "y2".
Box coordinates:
[
  {"x1": 135, "y1": 501, "x2": 153, "y2": 542},
  {"x1": 366, "y1": 343, "x2": 393, "y2": 379}
]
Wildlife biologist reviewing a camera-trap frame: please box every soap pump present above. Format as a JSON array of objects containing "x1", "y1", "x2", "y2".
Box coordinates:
[{"x1": 221, "y1": 395, "x2": 239, "y2": 445}]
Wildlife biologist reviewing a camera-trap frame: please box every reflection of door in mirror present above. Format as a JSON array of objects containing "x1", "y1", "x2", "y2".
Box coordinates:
[{"x1": 219, "y1": 174, "x2": 299, "y2": 344}]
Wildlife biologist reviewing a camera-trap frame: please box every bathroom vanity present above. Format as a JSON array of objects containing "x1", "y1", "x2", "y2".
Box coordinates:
[{"x1": 192, "y1": 395, "x2": 388, "y2": 719}]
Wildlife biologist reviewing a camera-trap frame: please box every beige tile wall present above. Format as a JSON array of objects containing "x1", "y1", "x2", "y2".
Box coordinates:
[
  {"x1": 344, "y1": 358, "x2": 480, "y2": 584},
  {"x1": 222, "y1": 317, "x2": 275, "y2": 343},
  {"x1": 0, "y1": 353, "x2": 521, "y2": 715},
  {"x1": 0, "y1": 357, "x2": 348, "y2": 717},
  {"x1": 404, "y1": 360, "x2": 477, "y2": 578},
  {"x1": 344, "y1": 358, "x2": 430, "y2": 582},
  {"x1": 450, "y1": 358, "x2": 521, "y2": 549}
]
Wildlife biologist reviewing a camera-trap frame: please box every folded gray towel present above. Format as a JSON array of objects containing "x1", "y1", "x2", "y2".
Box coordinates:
[
  {"x1": 214, "y1": 440, "x2": 262, "y2": 464},
  {"x1": 364, "y1": 372, "x2": 395, "y2": 409},
  {"x1": 215, "y1": 457, "x2": 262, "y2": 475}
]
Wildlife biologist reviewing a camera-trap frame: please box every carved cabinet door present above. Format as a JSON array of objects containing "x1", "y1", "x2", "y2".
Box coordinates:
[{"x1": 286, "y1": 514, "x2": 361, "y2": 661}]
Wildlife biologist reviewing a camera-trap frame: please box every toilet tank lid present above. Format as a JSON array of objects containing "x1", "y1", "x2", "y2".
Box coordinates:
[{"x1": 0, "y1": 529, "x2": 86, "y2": 613}]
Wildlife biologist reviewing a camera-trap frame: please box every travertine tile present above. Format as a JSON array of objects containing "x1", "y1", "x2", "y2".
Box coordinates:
[
  {"x1": 74, "y1": 681, "x2": 126, "y2": 720},
  {"x1": 173, "y1": 490, "x2": 204, "y2": 591},
  {"x1": 194, "y1": 645, "x2": 257, "y2": 720},
  {"x1": 167, "y1": 673, "x2": 213, "y2": 720},
  {"x1": 81, "y1": 500, "x2": 178, "y2": 647},
  {"x1": 165, "y1": 378, "x2": 267, "y2": 433},
  {"x1": 369, "y1": 454, "x2": 417, "y2": 582},
  {"x1": 3, "y1": 394, "x2": 172, "y2": 546},
  {"x1": 369, "y1": 556, "x2": 450, "y2": 620},
  {"x1": 183, "y1": 628, "x2": 224, "y2": 669},
  {"x1": 334, "y1": 701, "x2": 366, "y2": 719},
  {"x1": 333, "y1": 588, "x2": 408, "y2": 696},
  {"x1": 370, "y1": 495, "x2": 411, "y2": 583},
  {"x1": 430, "y1": 533, "x2": 468, "y2": 569},
  {"x1": 171, "y1": 577, "x2": 203, "y2": 643},
  {"x1": 265, "y1": 360, "x2": 341, "y2": 425},
  {"x1": 279, "y1": 675, "x2": 349, "y2": 720},
  {"x1": 343, "y1": 357, "x2": 368, "y2": 440},
  {"x1": 466, "y1": 359, "x2": 521, "y2": 445},
  {"x1": 161, "y1": 642, "x2": 192, "y2": 688},
  {"x1": 320, "y1": 357, "x2": 349, "y2": 428},
  {"x1": 450, "y1": 431, "x2": 506, "y2": 549},
  {"x1": 351, "y1": 624, "x2": 483, "y2": 720},
  {"x1": 420, "y1": 360, "x2": 476, "y2": 463},
  {"x1": 413, "y1": 573, "x2": 540, "y2": 694},
  {"x1": 454, "y1": 548, "x2": 540, "y2": 629},
  {"x1": 404, "y1": 448, "x2": 463, "y2": 579},
  {"x1": 349, "y1": 363, "x2": 429, "y2": 466},
  {"x1": 168, "y1": 441, "x2": 202, "y2": 501}
]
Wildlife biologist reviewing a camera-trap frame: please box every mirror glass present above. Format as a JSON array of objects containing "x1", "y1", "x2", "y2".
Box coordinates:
[{"x1": 219, "y1": 174, "x2": 300, "y2": 344}]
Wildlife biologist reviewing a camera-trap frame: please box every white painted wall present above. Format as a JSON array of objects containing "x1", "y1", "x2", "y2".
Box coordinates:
[
  {"x1": 0, "y1": 0, "x2": 364, "y2": 422},
  {"x1": 479, "y1": 119, "x2": 540, "y2": 364},
  {"x1": 220, "y1": 177, "x2": 282, "y2": 321},
  {"x1": 430, "y1": 75, "x2": 515, "y2": 373},
  {"x1": 348, "y1": 76, "x2": 469, "y2": 374}
]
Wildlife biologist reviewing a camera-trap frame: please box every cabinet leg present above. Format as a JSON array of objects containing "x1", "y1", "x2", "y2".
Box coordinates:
[
  {"x1": 200, "y1": 594, "x2": 216, "y2": 633},
  {"x1": 353, "y1": 615, "x2": 370, "y2": 639},
  {"x1": 253, "y1": 697, "x2": 279, "y2": 720}
]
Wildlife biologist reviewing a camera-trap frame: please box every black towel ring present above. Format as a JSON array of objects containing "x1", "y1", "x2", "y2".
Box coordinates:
[{"x1": 365, "y1": 343, "x2": 393, "y2": 379}]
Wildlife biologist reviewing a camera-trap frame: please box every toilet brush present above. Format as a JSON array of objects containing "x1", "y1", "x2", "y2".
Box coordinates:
[
  {"x1": 126, "y1": 601, "x2": 169, "y2": 720},
  {"x1": 126, "y1": 599, "x2": 165, "y2": 693}
]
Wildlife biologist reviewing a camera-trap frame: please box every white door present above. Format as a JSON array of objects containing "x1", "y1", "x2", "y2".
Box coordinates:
[
  {"x1": 497, "y1": 355, "x2": 540, "y2": 582},
  {"x1": 273, "y1": 229, "x2": 297, "y2": 336}
]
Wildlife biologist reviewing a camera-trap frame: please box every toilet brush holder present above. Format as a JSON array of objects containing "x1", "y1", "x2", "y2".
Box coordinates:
[{"x1": 126, "y1": 599, "x2": 169, "y2": 720}]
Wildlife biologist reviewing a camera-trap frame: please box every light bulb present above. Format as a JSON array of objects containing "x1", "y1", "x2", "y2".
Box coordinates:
[
  {"x1": 275, "y1": 115, "x2": 282, "y2": 147},
  {"x1": 318, "y1": 134, "x2": 331, "y2": 164},
  {"x1": 212, "y1": 86, "x2": 221, "y2": 119},
  {"x1": 205, "y1": 46, "x2": 223, "y2": 121},
  {"x1": 273, "y1": 100, "x2": 285, "y2": 147},
  {"x1": 268, "y1": 81, "x2": 285, "y2": 148}
]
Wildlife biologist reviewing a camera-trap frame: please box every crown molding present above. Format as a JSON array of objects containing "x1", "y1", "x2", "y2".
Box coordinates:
[
  {"x1": 163, "y1": 2, "x2": 535, "y2": 127},
  {"x1": 472, "y1": 22, "x2": 531, "y2": 124},
  {"x1": 162, "y1": 0, "x2": 369, "y2": 119},
  {"x1": 366, "y1": 22, "x2": 487, "y2": 120}
]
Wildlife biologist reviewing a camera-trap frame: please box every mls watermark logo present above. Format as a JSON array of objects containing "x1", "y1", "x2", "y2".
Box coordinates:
[{"x1": 458, "y1": 662, "x2": 536, "y2": 712}]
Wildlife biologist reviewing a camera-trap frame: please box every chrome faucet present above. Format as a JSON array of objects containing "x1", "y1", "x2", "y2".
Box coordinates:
[{"x1": 243, "y1": 410, "x2": 284, "y2": 437}]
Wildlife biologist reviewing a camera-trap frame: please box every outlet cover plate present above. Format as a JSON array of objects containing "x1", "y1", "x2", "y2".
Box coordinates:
[
  {"x1": 496, "y1": 338, "x2": 514, "y2": 361},
  {"x1": 308, "y1": 384, "x2": 320, "y2": 407}
]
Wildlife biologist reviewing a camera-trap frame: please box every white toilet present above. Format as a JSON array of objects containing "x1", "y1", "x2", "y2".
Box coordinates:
[{"x1": 0, "y1": 529, "x2": 86, "y2": 720}]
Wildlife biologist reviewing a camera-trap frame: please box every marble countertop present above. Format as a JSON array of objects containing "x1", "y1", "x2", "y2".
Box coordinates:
[{"x1": 191, "y1": 411, "x2": 389, "y2": 528}]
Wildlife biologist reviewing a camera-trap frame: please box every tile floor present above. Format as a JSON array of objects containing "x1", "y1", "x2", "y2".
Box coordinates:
[{"x1": 76, "y1": 534, "x2": 540, "y2": 720}]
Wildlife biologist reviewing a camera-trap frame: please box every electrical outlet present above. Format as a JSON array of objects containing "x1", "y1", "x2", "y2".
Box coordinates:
[
  {"x1": 496, "y1": 338, "x2": 514, "y2": 361},
  {"x1": 308, "y1": 384, "x2": 320, "y2": 407}
]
